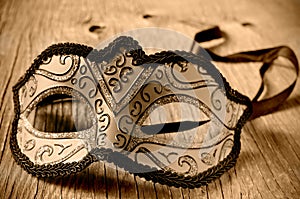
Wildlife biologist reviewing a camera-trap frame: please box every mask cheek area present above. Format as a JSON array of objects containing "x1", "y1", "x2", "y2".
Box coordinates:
[{"x1": 16, "y1": 128, "x2": 88, "y2": 165}]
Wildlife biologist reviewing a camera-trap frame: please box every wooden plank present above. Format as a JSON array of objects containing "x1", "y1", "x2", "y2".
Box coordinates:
[{"x1": 134, "y1": 176, "x2": 157, "y2": 199}]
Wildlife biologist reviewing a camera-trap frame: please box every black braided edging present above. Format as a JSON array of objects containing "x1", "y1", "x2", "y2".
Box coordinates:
[
  {"x1": 91, "y1": 132, "x2": 242, "y2": 189},
  {"x1": 11, "y1": 36, "x2": 252, "y2": 188}
]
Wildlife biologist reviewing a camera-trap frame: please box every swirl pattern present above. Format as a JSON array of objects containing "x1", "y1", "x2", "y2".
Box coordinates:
[{"x1": 71, "y1": 64, "x2": 98, "y2": 98}]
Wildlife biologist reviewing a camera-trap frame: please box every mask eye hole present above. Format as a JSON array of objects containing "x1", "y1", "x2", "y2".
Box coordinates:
[
  {"x1": 140, "y1": 103, "x2": 210, "y2": 135},
  {"x1": 27, "y1": 94, "x2": 93, "y2": 132}
]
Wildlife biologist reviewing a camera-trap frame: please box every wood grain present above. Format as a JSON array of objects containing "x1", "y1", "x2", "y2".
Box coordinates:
[{"x1": 1, "y1": 0, "x2": 300, "y2": 198}]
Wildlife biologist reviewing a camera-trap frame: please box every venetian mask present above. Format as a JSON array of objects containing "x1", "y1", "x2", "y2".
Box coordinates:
[{"x1": 11, "y1": 29, "x2": 298, "y2": 188}]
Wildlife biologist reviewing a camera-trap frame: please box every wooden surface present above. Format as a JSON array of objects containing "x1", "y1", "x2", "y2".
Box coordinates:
[{"x1": 1, "y1": 0, "x2": 300, "y2": 198}]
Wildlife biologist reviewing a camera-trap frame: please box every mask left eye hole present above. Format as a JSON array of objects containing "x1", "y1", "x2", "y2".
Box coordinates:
[{"x1": 27, "y1": 94, "x2": 93, "y2": 133}]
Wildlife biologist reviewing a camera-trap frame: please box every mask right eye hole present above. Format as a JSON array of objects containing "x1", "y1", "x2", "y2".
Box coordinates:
[
  {"x1": 140, "y1": 102, "x2": 211, "y2": 134},
  {"x1": 27, "y1": 94, "x2": 93, "y2": 132}
]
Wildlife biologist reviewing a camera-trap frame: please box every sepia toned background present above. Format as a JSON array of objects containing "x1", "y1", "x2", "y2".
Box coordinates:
[{"x1": 0, "y1": 0, "x2": 300, "y2": 198}]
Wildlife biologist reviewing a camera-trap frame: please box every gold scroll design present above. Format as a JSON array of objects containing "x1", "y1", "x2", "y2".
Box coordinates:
[
  {"x1": 96, "y1": 51, "x2": 155, "y2": 113},
  {"x1": 23, "y1": 136, "x2": 86, "y2": 165}
]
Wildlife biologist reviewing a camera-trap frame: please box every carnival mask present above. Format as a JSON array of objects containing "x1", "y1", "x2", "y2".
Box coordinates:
[{"x1": 11, "y1": 28, "x2": 298, "y2": 188}]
